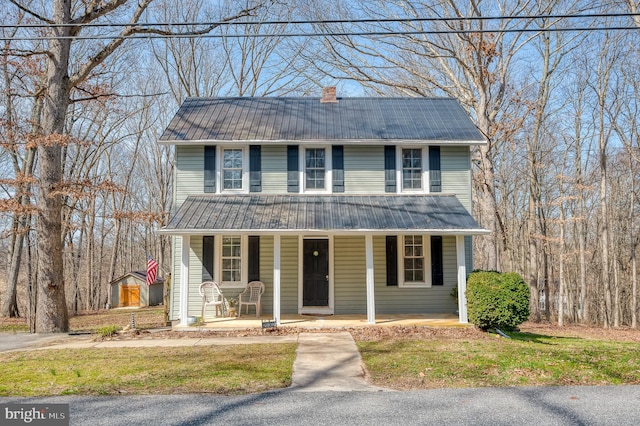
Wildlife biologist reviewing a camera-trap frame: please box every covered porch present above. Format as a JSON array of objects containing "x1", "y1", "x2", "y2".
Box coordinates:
[{"x1": 161, "y1": 194, "x2": 488, "y2": 328}]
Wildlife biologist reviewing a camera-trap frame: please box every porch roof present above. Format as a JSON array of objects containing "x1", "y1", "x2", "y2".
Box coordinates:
[{"x1": 160, "y1": 194, "x2": 489, "y2": 235}]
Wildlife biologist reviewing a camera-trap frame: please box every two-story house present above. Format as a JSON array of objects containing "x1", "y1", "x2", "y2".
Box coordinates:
[{"x1": 158, "y1": 88, "x2": 488, "y2": 326}]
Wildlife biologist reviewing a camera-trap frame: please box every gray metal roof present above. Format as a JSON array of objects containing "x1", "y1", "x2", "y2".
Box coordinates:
[
  {"x1": 159, "y1": 97, "x2": 485, "y2": 144},
  {"x1": 161, "y1": 194, "x2": 488, "y2": 235}
]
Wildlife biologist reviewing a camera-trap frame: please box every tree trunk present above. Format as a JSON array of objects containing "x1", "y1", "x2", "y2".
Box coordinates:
[
  {"x1": 27, "y1": 231, "x2": 37, "y2": 333},
  {"x1": 36, "y1": 0, "x2": 72, "y2": 332},
  {"x1": 3, "y1": 227, "x2": 22, "y2": 317},
  {"x1": 599, "y1": 111, "x2": 612, "y2": 328},
  {"x1": 559, "y1": 201, "x2": 566, "y2": 326},
  {"x1": 632, "y1": 174, "x2": 638, "y2": 329},
  {"x1": 475, "y1": 114, "x2": 500, "y2": 272}
]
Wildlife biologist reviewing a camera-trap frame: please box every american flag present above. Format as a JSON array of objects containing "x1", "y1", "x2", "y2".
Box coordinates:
[{"x1": 146, "y1": 254, "x2": 159, "y2": 286}]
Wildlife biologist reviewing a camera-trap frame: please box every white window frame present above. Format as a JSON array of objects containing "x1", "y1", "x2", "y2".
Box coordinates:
[
  {"x1": 301, "y1": 146, "x2": 332, "y2": 193},
  {"x1": 218, "y1": 146, "x2": 248, "y2": 193},
  {"x1": 398, "y1": 234, "x2": 432, "y2": 288},
  {"x1": 396, "y1": 146, "x2": 429, "y2": 193},
  {"x1": 216, "y1": 234, "x2": 248, "y2": 288}
]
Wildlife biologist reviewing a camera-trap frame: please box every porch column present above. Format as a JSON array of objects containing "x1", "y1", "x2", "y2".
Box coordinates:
[
  {"x1": 179, "y1": 235, "x2": 190, "y2": 327},
  {"x1": 456, "y1": 235, "x2": 468, "y2": 323},
  {"x1": 273, "y1": 234, "x2": 281, "y2": 325},
  {"x1": 365, "y1": 234, "x2": 375, "y2": 324}
]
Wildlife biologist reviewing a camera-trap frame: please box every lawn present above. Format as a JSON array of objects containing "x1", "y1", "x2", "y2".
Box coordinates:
[
  {"x1": 0, "y1": 306, "x2": 166, "y2": 333},
  {"x1": 3, "y1": 307, "x2": 640, "y2": 395},
  {"x1": 0, "y1": 344, "x2": 297, "y2": 396},
  {"x1": 355, "y1": 328, "x2": 640, "y2": 389}
]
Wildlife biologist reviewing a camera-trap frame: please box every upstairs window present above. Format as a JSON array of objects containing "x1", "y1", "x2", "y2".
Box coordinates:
[
  {"x1": 223, "y1": 149, "x2": 243, "y2": 190},
  {"x1": 305, "y1": 148, "x2": 326, "y2": 190},
  {"x1": 402, "y1": 148, "x2": 422, "y2": 190}
]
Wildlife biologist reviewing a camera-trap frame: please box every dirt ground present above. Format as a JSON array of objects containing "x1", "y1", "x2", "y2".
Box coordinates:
[
  {"x1": 105, "y1": 320, "x2": 640, "y2": 343},
  {"x1": 3, "y1": 308, "x2": 640, "y2": 343}
]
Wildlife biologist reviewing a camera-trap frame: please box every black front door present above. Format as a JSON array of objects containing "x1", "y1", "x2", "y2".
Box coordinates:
[{"x1": 303, "y1": 239, "x2": 329, "y2": 306}]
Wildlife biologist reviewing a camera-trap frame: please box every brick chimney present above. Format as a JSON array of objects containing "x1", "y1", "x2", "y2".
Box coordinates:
[{"x1": 320, "y1": 86, "x2": 338, "y2": 103}]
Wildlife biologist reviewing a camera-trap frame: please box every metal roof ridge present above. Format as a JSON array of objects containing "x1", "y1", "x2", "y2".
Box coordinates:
[{"x1": 182, "y1": 96, "x2": 459, "y2": 101}]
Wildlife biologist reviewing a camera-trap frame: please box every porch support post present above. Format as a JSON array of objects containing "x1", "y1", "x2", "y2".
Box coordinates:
[
  {"x1": 365, "y1": 234, "x2": 376, "y2": 324},
  {"x1": 273, "y1": 234, "x2": 281, "y2": 325},
  {"x1": 456, "y1": 235, "x2": 468, "y2": 324},
  {"x1": 179, "y1": 235, "x2": 190, "y2": 327}
]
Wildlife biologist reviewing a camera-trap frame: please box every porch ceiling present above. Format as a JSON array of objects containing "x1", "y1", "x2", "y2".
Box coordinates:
[{"x1": 160, "y1": 194, "x2": 489, "y2": 235}]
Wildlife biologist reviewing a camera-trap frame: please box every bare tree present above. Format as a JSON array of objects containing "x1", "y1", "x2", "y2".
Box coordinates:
[
  {"x1": 0, "y1": 8, "x2": 43, "y2": 317},
  {"x1": 302, "y1": 0, "x2": 552, "y2": 271},
  {"x1": 5, "y1": 0, "x2": 269, "y2": 332},
  {"x1": 151, "y1": 0, "x2": 314, "y2": 101}
]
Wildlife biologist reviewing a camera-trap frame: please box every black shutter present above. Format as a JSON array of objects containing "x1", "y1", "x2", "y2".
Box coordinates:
[
  {"x1": 202, "y1": 236, "x2": 214, "y2": 281},
  {"x1": 332, "y1": 145, "x2": 344, "y2": 193},
  {"x1": 249, "y1": 145, "x2": 262, "y2": 192},
  {"x1": 431, "y1": 236, "x2": 443, "y2": 285},
  {"x1": 287, "y1": 145, "x2": 299, "y2": 193},
  {"x1": 429, "y1": 146, "x2": 441, "y2": 192},
  {"x1": 386, "y1": 236, "x2": 398, "y2": 286},
  {"x1": 384, "y1": 146, "x2": 396, "y2": 193},
  {"x1": 248, "y1": 236, "x2": 260, "y2": 282},
  {"x1": 204, "y1": 146, "x2": 216, "y2": 193}
]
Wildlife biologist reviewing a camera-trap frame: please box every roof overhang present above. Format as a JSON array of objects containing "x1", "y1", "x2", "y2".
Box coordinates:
[
  {"x1": 157, "y1": 138, "x2": 487, "y2": 146},
  {"x1": 160, "y1": 194, "x2": 489, "y2": 236}
]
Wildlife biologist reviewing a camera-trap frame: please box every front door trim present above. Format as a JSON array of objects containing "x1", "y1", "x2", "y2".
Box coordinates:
[{"x1": 298, "y1": 235, "x2": 334, "y2": 314}]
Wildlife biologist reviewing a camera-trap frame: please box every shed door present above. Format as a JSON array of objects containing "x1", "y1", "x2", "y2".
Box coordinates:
[
  {"x1": 120, "y1": 285, "x2": 140, "y2": 307},
  {"x1": 303, "y1": 239, "x2": 329, "y2": 306}
]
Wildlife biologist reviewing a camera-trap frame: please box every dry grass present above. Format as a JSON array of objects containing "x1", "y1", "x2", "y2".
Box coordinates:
[
  {"x1": 69, "y1": 307, "x2": 167, "y2": 331},
  {"x1": 354, "y1": 325, "x2": 640, "y2": 389},
  {"x1": 0, "y1": 344, "x2": 297, "y2": 396},
  {"x1": 4, "y1": 308, "x2": 640, "y2": 394},
  {"x1": 0, "y1": 307, "x2": 167, "y2": 333}
]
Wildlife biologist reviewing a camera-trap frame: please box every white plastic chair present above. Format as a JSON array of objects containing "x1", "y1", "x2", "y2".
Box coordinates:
[
  {"x1": 199, "y1": 281, "x2": 226, "y2": 321},
  {"x1": 238, "y1": 281, "x2": 265, "y2": 318}
]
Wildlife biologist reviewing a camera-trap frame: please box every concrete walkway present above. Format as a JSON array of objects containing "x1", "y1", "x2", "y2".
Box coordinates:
[
  {"x1": 1, "y1": 331, "x2": 388, "y2": 392},
  {"x1": 291, "y1": 332, "x2": 388, "y2": 392}
]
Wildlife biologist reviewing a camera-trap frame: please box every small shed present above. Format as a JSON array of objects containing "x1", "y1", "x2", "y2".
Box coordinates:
[{"x1": 109, "y1": 272, "x2": 164, "y2": 308}]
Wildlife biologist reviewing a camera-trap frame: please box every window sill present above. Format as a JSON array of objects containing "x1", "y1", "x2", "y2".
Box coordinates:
[
  {"x1": 303, "y1": 189, "x2": 331, "y2": 194},
  {"x1": 220, "y1": 189, "x2": 247, "y2": 194},
  {"x1": 398, "y1": 282, "x2": 432, "y2": 288}
]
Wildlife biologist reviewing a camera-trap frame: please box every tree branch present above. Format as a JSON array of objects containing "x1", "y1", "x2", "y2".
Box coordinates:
[
  {"x1": 69, "y1": 0, "x2": 131, "y2": 36},
  {"x1": 69, "y1": 1, "x2": 266, "y2": 88},
  {"x1": 7, "y1": 0, "x2": 54, "y2": 24}
]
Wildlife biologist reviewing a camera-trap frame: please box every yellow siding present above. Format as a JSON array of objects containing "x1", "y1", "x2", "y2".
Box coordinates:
[
  {"x1": 334, "y1": 236, "x2": 367, "y2": 314},
  {"x1": 332, "y1": 236, "x2": 460, "y2": 314},
  {"x1": 280, "y1": 236, "x2": 299, "y2": 313},
  {"x1": 259, "y1": 236, "x2": 274, "y2": 315},
  {"x1": 170, "y1": 236, "x2": 180, "y2": 320},
  {"x1": 188, "y1": 236, "x2": 203, "y2": 317}
]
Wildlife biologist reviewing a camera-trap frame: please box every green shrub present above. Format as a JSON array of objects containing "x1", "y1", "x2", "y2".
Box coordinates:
[
  {"x1": 466, "y1": 271, "x2": 530, "y2": 331},
  {"x1": 95, "y1": 325, "x2": 119, "y2": 338}
]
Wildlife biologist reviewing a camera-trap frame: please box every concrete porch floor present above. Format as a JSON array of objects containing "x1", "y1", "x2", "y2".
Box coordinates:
[{"x1": 174, "y1": 313, "x2": 467, "y2": 331}]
